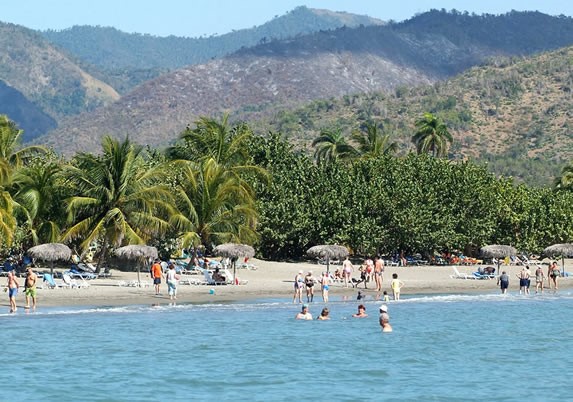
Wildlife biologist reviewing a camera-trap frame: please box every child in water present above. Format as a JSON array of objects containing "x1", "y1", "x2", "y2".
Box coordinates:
[{"x1": 382, "y1": 290, "x2": 390, "y2": 302}]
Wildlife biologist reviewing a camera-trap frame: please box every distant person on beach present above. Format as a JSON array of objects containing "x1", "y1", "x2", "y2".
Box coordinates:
[
  {"x1": 517, "y1": 267, "x2": 530, "y2": 295},
  {"x1": 293, "y1": 270, "x2": 304, "y2": 303},
  {"x1": 24, "y1": 267, "x2": 37, "y2": 310},
  {"x1": 548, "y1": 261, "x2": 560, "y2": 290},
  {"x1": 151, "y1": 258, "x2": 163, "y2": 295},
  {"x1": 374, "y1": 256, "x2": 384, "y2": 292},
  {"x1": 342, "y1": 257, "x2": 353, "y2": 288},
  {"x1": 317, "y1": 307, "x2": 330, "y2": 320},
  {"x1": 497, "y1": 271, "x2": 509, "y2": 294},
  {"x1": 535, "y1": 265, "x2": 545, "y2": 293},
  {"x1": 305, "y1": 271, "x2": 316, "y2": 302},
  {"x1": 379, "y1": 304, "x2": 392, "y2": 332},
  {"x1": 391, "y1": 273, "x2": 404, "y2": 300},
  {"x1": 352, "y1": 304, "x2": 368, "y2": 318},
  {"x1": 295, "y1": 304, "x2": 312, "y2": 320},
  {"x1": 321, "y1": 272, "x2": 331, "y2": 303},
  {"x1": 166, "y1": 263, "x2": 178, "y2": 301},
  {"x1": 6, "y1": 271, "x2": 19, "y2": 313}
]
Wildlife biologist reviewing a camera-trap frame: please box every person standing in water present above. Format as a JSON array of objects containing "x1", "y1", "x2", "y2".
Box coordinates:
[
  {"x1": 24, "y1": 267, "x2": 38, "y2": 310},
  {"x1": 517, "y1": 267, "x2": 530, "y2": 295},
  {"x1": 535, "y1": 265, "x2": 545, "y2": 294},
  {"x1": 6, "y1": 271, "x2": 19, "y2": 313},
  {"x1": 295, "y1": 304, "x2": 313, "y2": 320},
  {"x1": 293, "y1": 270, "x2": 304, "y2": 303},
  {"x1": 391, "y1": 273, "x2": 404, "y2": 300},
  {"x1": 305, "y1": 271, "x2": 316, "y2": 303},
  {"x1": 379, "y1": 304, "x2": 392, "y2": 332},
  {"x1": 320, "y1": 271, "x2": 331, "y2": 303},
  {"x1": 498, "y1": 271, "x2": 509, "y2": 294}
]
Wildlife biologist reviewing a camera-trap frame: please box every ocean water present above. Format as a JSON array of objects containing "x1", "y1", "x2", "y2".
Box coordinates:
[{"x1": 3, "y1": 291, "x2": 572, "y2": 401}]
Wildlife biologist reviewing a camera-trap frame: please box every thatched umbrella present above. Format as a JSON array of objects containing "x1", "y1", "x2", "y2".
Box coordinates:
[
  {"x1": 213, "y1": 243, "x2": 255, "y2": 285},
  {"x1": 27, "y1": 243, "x2": 72, "y2": 276},
  {"x1": 543, "y1": 243, "x2": 573, "y2": 276},
  {"x1": 307, "y1": 245, "x2": 349, "y2": 274},
  {"x1": 115, "y1": 245, "x2": 158, "y2": 285},
  {"x1": 480, "y1": 245, "x2": 517, "y2": 275}
]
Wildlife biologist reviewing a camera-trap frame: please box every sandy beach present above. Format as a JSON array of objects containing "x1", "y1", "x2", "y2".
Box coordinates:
[{"x1": 2, "y1": 258, "x2": 572, "y2": 310}]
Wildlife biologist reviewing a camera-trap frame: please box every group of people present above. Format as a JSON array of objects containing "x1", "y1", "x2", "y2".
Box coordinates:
[
  {"x1": 496, "y1": 261, "x2": 562, "y2": 294},
  {"x1": 296, "y1": 255, "x2": 406, "y2": 304},
  {"x1": 4, "y1": 267, "x2": 38, "y2": 313},
  {"x1": 295, "y1": 303, "x2": 393, "y2": 332},
  {"x1": 150, "y1": 258, "x2": 180, "y2": 300}
]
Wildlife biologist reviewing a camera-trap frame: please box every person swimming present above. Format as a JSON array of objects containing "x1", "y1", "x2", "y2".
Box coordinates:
[
  {"x1": 317, "y1": 307, "x2": 330, "y2": 320},
  {"x1": 379, "y1": 304, "x2": 392, "y2": 332},
  {"x1": 295, "y1": 304, "x2": 313, "y2": 320},
  {"x1": 352, "y1": 304, "x2": 368, "y2": 318}
]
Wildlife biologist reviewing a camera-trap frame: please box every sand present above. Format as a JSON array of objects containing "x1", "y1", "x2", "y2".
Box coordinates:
[{"x1": 2, "y1": 258, "x2": 571, "y2": 310}]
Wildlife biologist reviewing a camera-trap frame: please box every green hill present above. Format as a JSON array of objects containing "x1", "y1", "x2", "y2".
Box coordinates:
[{"x1": 250, "y1": 45, "x2": 573, "y2": 187}]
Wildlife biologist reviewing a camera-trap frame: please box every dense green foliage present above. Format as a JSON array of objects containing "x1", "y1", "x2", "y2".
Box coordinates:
[
  {"x1": 0, "y1": 116, "x2": 572, "y2": 265},
  {"x1": 249, "y1": 133, "x2": 573, "y2": 260}
]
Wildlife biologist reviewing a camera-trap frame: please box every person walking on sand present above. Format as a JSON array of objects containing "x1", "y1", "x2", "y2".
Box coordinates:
[
  {"x1": 321, "y1": 271, "x2": 331, "y2": 303},
  {"x1": 374, "y1": 256, "x2": 384, "y2": 292},
  {"x1": 293, "y1": 270, "x2": 304, "y2": 303},
  {"x1": 535, "y1": 265, "x2": 545, "y2": 294},
  {"x1": 305, "y1": 271, "x2": 316, "y2": 302},
  {"x1": 6, "y1": 271, "x2": 19, "y2": 313},
  {"x1": 151, "y1": 258, "x2": 163, "y2": 295},
  {"x1": 391, "y1": 273, "x2": 404, "y2": 300},
  {"x1": 166, "y1": 263, "x2": 178, "y2": 301},
  {"x1": 24, "y1": 267, "x2": 37, "y2": 310},
  {"x1": 342, "y1": 257, "x2": 353, "y2": 288},
  {"x1": 497, "y1": 271, "x2": 509, "y2": 294}
]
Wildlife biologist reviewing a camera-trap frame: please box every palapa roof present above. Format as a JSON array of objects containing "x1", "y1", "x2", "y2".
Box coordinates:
[
  {"x1": 213, "y1": 243, "x2": 255, "y2": 259},
  {"x1": 27, "y1": 243, "x2": 72, "y2": 262},
  {"x1": 480, "y1": 245, "x2": 517, "y2": 258},
  {"x1": 543, "y1": 243, "x2": 573, "y2": 258},
  {"x1": 306, "y1": 245, "x2": 349, "y2": 260},
  {"x1": 114, "y1": 245, "x2": 158, "y2": 260}
]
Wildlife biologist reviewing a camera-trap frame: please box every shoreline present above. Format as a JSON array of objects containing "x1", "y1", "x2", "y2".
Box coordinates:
[{"x1": 2, "y1": 258, "x2": 571, "y2": 310}]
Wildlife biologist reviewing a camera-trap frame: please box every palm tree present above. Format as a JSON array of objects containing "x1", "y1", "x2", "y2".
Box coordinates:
[
  {"x1": 312, "y1": 127, "x2": 357, "y2": 164},
  {"x1": 63, "y1": 136, "x2": 175, "y2": 263},
  {"x1": 13, "y1": 162, "x2": 67, "y2": 245},
  {"x1": 170, "y1": 158, "x2": 258, "y2": 250},
  {"x1": 351, "y1": 121, "x2": 398, "y2": 159},
  {"x1": 412, "y1": 112, "x2": 453, "y2": 158},
  {"x1": 0, "y1": 115, "x2": 47, "y2": 246},
  {"x1": 554, "y1": 162, "x2": 573, "y2": 191}
]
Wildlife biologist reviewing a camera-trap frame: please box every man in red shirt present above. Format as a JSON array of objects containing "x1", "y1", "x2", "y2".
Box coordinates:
[{"x1": 151, "y1": 258, "x2": 163, "y2": 295}]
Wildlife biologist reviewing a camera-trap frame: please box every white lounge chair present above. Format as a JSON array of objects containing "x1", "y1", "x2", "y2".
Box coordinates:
[
  {"x1": 62, "y1": 274, "x2": 90, "y2": 288},
  {"x1": 203, "y1": 270, "x2": 226, "y2": 285},
  {"x1": 450, "y1": 266, "x2": 478, "y2": 280}
]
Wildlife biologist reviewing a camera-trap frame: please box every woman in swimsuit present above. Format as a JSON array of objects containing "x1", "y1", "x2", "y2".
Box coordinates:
[
  {"x1": 293, "y1": 270, "x2": 304, "y2": 303},
  {"x1": 305, "y1": 271, "x2": 315, "y2": 303},
  {"x1": 342, "y1": 257, "x2": 353, "y2": 288},
  {"x1": 548, "y1": 261, "x2": 560, "y2": 290}
]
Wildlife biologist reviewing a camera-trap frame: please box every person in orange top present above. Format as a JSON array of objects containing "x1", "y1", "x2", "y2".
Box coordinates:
[{"x1": 151, "y1": 258, "x2": 163, "y2": 295}]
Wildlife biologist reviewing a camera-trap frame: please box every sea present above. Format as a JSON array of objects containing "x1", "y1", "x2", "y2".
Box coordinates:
[{"x1": 3, "y1": 291, "x2": 572, "y2": 402}]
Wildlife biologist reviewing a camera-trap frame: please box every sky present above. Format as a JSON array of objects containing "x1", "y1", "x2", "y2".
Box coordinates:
[{"x1": 4, "y1": 0, "x2": 573, "y2": 38}]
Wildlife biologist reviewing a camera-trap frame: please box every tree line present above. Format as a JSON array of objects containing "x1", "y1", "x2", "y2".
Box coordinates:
[{"x1": 0, "y1": 113, "x2": 572, "y2": 264}]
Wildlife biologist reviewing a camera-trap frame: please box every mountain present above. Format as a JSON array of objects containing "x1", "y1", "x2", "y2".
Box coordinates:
[
  {"x1": 0, "y1": 22, "x2": 120, "y2": 140},
  {"x1": 41, "y1": 6, "x2": 384, "y2": 92},
  {"x1": 34, "y1": 10, "x2": 573, "y2": 156},
  {"x1": 254, "y1": 45, "x2": 573, "y2": 187}
]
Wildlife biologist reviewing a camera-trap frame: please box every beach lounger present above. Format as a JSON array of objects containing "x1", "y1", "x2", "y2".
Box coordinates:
[
  {"x1": 450, "y1": 266, "x2": 478, "y2": 280},
  {"x1": 62, "y1": 273, "x2": 90, "y2": 288},
  {"x1": 203, "y1": 270, "x2": 226, "y2": 286},
  {"x1": 43, "y1": 273, "x2": 63, "y2": 289}
]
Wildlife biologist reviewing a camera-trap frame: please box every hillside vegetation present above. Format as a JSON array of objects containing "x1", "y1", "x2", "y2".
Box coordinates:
[
  {"x1": 41, "y1": 6, "x2": 383, "y2": 92},
  {"x1": 253, "y1": 46, "x2": 573, "y2": 187}
]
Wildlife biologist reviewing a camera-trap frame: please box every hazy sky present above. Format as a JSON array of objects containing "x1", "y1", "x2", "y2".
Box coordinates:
[{"x1": 4, "y1": 0, "x2": 573, "y2": 37}]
